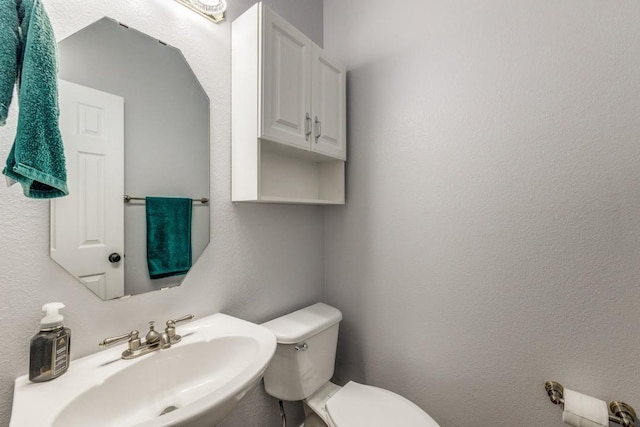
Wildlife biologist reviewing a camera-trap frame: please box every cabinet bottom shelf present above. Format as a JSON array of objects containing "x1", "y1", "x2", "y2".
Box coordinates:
[
  {"x1": 259, "y1": 142, "x2": 344, "y2": 204},
  {"x1": 232, "y1": 139, "x2": 345, "y2": 205},
  {"x1": 247, "y1": 196, "x2": 344, "y2": 205}
]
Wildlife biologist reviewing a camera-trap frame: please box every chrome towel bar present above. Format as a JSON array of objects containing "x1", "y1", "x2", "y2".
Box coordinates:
[{"x1": 124, "y1": 195, "x2": 209, "y2": 204}]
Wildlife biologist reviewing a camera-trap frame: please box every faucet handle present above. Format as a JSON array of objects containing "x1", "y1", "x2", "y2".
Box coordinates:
[
  {"x1": 165, "y1": 314, "x2": 194, "y2": 345},
  {"x1": 166, "y1": 314, "x2": 194, "y2": 327},
  {"x1": 99, "y1": 330, "x2": 140, "y2": 347}
]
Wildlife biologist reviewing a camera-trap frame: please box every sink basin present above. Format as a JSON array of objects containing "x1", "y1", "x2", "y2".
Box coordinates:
[{"x1": 10, "y1": 313, "x2": 277, "y2": 427}]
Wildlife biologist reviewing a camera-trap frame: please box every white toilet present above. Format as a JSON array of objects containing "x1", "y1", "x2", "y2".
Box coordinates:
[{"x1": 262, "y1": 303, "x2": 440, "y2": 427}]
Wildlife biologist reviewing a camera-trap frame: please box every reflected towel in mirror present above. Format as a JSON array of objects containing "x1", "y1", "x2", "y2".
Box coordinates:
[{"x1": 146, "y1": 197, "x2": 193, "y2": 279}]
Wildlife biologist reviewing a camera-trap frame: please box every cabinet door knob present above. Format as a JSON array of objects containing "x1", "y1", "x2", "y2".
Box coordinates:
[
  {"x1": 305, "y1": 113, "x2": 312, "y2": 141},
  {"x1": 108, "y1": 253, "x2": 122, "y2": 263},
  {"x1": 314, "y1": 116, "x2": 322, "y2": 143}
]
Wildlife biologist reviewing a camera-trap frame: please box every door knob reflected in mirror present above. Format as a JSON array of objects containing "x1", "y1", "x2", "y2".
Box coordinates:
[{"x1": 108, "y1": 253, "x2": 122, "y2": 263}]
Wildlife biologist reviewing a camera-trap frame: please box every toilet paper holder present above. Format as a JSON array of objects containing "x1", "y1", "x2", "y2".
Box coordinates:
[{"x1": 545, "y1": 381, "x2": 637, "y2": 427}]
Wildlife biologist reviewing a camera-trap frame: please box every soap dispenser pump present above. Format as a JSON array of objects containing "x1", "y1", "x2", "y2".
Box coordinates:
[{"x1": 29, "y1": 302, "x2": 71, "y2": 382}]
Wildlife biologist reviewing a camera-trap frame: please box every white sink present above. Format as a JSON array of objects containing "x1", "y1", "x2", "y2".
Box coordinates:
[{"x1": 10, "y1": 313, "x2": 277, "y2": 427}]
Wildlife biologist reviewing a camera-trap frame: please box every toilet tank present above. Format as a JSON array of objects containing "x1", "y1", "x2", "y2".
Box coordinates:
[{"x1": 261, "y1": 303, "x2": 342, "y2": 401}]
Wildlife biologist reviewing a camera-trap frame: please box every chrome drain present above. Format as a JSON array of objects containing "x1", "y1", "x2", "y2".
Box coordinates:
[{"x1": 159, "y1": 405, "x2": 179, "y2": 416}]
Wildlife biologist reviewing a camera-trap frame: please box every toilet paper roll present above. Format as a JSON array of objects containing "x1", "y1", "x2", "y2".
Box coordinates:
[{"x1": 562, "y1": 388, "x2": 609, "y2": 427}]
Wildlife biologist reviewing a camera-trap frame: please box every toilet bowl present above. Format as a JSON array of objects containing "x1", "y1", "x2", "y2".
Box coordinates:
[{"x1": 261, "y1": 303, "x2": 440, "y2": 427}]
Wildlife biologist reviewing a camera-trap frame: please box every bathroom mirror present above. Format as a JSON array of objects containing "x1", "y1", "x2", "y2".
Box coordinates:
[{"x1": 50, "y1": 17, "x2": 210, "y2": 300}]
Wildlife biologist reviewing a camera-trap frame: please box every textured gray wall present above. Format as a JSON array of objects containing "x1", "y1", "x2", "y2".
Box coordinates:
[
  {"x1": 323, "y1": 0, "x2": 640, "y2": 426},
  {"x1": 0, "y1": 0, "x2": 323, "y2": 425}
]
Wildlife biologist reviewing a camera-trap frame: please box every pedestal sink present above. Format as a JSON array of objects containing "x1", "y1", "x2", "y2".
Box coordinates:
[{"x1": 10, "y1": 313, "x2": 277, "y2": 427}]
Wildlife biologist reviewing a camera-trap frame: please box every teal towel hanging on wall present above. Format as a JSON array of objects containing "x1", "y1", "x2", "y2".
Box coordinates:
[
  {"x1": 0, "y1": 0, "x2": 19, "y2": 126},
  {"x1": 146, "y1": 197, "x2": 193, "y2": 280},
  {"x1": 1, "y1": 0, "x2": 68, "y2": 198}
]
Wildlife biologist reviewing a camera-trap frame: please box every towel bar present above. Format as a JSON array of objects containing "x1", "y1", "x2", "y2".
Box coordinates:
[{"x1": 124, "y1": 195, "x2": 209, "y2": 204}]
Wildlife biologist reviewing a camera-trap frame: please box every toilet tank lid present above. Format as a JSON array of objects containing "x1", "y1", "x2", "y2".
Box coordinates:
[{"x1": 261, "y1": 303, "x2": 342, "y2": 344}]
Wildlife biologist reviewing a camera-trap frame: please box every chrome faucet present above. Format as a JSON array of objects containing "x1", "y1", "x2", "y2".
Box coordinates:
[
  {"x1": 99, "y1": 314, "x2": 194, "y2": 360},
  {"x1": 144, "y1": 321, "x2": 170, "y2": 349}
]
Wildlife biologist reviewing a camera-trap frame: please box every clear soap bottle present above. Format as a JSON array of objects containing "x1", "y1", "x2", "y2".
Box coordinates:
[{"x1": 29, "y1": 302, "x2": 71, "y2": 382}]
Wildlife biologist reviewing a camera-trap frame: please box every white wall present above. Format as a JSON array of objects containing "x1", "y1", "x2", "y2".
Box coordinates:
[
  {"x1": 0, "y1": 0, "x2": 323, "y2": 425},
  {"x1": 323, "y1": 1, "x2": 640, "y2": 426}
]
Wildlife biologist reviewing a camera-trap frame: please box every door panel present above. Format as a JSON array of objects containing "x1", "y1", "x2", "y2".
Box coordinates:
[
  {"x1": 51, "y1": 80, "x2": 125, "y2": 300},
  {"x1": 312, "y1": 46, "x2": 346, "y2": 160},
  {"x1": 262, "y1": 8, "x2": 312, "y2": 150}
]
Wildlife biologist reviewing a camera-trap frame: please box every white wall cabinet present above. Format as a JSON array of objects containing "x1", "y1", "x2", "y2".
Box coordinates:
[{"x1": 232, "y1": 2, "x2": 346, "y2": 204}]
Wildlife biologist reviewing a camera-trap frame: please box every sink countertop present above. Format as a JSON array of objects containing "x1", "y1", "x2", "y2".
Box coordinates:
[{"x1": 10, "y1": 313, "x2": 277, "y2": 427}]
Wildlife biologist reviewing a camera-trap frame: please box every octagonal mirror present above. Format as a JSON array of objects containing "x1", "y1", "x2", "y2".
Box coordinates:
[{"x1": 50, "y1": 17, "x2": 210, "y2": 300}]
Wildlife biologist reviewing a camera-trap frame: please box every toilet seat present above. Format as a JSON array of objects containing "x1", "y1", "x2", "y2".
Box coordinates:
[{"x1": 325, "y1": 381, "x2": 440, "y2": 427}]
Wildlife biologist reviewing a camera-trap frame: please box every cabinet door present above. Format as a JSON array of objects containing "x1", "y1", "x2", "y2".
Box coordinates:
[
  {"x1": 311, "y1": 45, "x2": 347, "y2": 160},
  {"x1": 262, "y1": 8, "x2": 312, "y2": 150}
]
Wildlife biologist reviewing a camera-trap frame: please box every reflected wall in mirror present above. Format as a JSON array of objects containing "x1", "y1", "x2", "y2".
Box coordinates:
[{"x1": 50, "y1": 17, "x2": 210, "y2": 300}]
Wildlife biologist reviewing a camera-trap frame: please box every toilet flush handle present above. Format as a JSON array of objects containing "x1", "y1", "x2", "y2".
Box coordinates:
[{"x1": 294, "y1": 342, "x2": 308, "y2": 351}]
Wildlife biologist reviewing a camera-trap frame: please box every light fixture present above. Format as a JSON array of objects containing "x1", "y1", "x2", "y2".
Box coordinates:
[{"x1": 176, "y1": 0, "x2": 227, "y2": 23}]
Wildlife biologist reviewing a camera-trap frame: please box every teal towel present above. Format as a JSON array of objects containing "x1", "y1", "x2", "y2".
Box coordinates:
[
  {"x1": 2, "y1": 0, "x2": 68, "y2": 198},
  {"x1": 0, "y1": 0, "x2": 20, "y2": 126},
  {"x1": 146, "y1": 197, "x2": 193, "y2": 279}
]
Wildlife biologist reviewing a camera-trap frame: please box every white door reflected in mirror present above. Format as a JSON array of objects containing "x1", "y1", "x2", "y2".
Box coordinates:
[{"x1": 51, "y1": 81, "x2": 125, "y2": 300}]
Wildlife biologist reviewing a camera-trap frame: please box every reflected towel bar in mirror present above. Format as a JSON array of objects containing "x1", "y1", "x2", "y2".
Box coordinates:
[{"x1": 124, "y1": 195, "x2": 209, "y2": 204}]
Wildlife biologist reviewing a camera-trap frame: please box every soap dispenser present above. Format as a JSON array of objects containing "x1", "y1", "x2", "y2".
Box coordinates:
[{"x1": 29, "y1": 302, "x2": 71, "y2": 382}]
